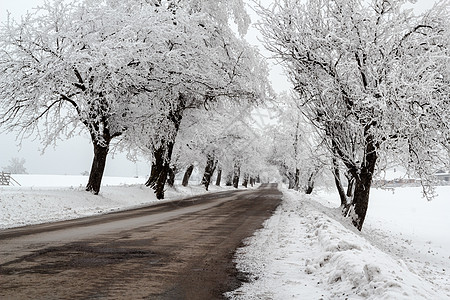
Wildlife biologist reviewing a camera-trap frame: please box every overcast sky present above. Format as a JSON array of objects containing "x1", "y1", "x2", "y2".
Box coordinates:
[{"x1": 0, "y1": 0, "x2": 439, "y2": 177}]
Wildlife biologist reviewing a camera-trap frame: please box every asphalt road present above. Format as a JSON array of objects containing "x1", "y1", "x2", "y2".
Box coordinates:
[{"x1": 0, "y1": 183, "x2": 281, "y2": 299}]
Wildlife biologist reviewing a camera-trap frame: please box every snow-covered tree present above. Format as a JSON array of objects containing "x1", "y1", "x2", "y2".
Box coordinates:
[
  {"x1": 258, "y1": 0, "x2": 450, "y2": 230},
  {"x1": 170, "y1": 98, "x2": 266, "y2": 191},
  {"x1": 0, "y1": 0, "x2": 176, "y2": 194},
  {"x1": 120, "y1": 1, "x2": 270, "y2": 198},
  {"x1": 3, "y1": 157, "x2": 27, "y2": 174},
  {"x1": 266, "y1": 94, "x2": 327, "y2": 193},
  {"x1": 0, "y1": 0, "x2": 269, "y2": 197}
]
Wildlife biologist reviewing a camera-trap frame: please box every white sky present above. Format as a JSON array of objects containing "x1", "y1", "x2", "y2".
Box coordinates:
[
  {"x1": 0, "y1": 0, "x2": 41, "y2": 22},
  {"x1": 0, "y1": 0, "x2": 439, "y2": 176}
]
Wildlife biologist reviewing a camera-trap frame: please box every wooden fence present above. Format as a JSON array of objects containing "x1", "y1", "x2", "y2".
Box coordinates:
[{"x1": 0, "y1": 172, "x2": 21, "y2": 186}]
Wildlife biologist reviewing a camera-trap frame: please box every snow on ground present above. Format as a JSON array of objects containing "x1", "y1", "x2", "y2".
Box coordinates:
[
  {"x1": 2, "y1": 175, "x2": 449, "y2": 299},
  {"x1": 227, "y1": 186, "x2": 450, "y2": 300},
  {"x1": 0, "y1": 174, "x2": 242, "y2": 229}
]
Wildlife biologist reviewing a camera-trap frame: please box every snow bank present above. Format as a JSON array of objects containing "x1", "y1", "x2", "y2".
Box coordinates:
[
  {"x1": 6, "y1": 174, "x2": 143, "y2": 188},
  {"x1": 227, "y1": 188, "x2": 449, "y2": 299},
  {"x1": 316, "y1": 186, "x2": 450, "y2": 298},
  {"x1": 1, "y1": 185, "x2": 146, "y2": 228},
  {"x1": 0, "y1": 174, "x2": 247, "y2": 229}
]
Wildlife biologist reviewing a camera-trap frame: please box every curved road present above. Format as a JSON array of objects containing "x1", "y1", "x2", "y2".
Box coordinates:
[{"x1": 0, "y1": 183, "x2": 281, "y2": 299}]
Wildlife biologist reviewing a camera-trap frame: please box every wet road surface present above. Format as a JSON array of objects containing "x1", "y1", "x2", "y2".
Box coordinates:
[{"x1": 0, "y1": 183, "x2": 281, "y2": 299}]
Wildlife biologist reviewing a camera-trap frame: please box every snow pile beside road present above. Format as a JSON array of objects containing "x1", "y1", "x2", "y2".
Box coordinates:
[
  {"x1": 6, "y1": 174, "x2": 144, "y2": 188},
  {"x1": 0, "y1": 174, "x2": 243, "y2": 229},
  {"x1": 227, "y1": 188, "x2": 448, "y2": 299},
  {"x1": 1, "y1": 185, "x2": 155, "y2": 228}
]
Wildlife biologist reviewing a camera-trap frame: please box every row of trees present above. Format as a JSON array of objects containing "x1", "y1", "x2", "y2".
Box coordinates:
[
  {"x1": 139, "y1": 97, "x2": 274, "y2": 197},
  {"x1": 266, "y1": 93, "x2": 327, "y2": 193},
  {"x1": 258, "y1": 0, "x2": 450, "y2": 230},
  {"x1": 0, "y1": 0, "x2": 271, "y2": 197},
  {"x1": 2, "y1": 0, "x2": 448, "y2": 232}
]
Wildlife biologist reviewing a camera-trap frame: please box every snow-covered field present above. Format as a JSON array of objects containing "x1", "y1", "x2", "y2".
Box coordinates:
[
  {"x1": 227, "y1": 186, "x2": 450, "y2": 299},
  {"x1": 0, "y1": 174, "x2": 238, "y2": 229}
]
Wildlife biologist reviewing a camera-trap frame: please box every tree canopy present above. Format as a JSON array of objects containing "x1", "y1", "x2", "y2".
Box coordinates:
[
  {"x1": 1, "y1": 0, "x2": 448, "y2": 232},
  {"x1": 0, "y1": 0, "x2": 269, "y2": 195},
  {"x1": 257, "y1": 0, "x2": 450, "y2": 229}
]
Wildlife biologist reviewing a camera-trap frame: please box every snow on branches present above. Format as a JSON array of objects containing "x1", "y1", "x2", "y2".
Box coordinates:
[
  {"x1": 0, "y1": 0, "x2": 270, "y2": 195},
  {"x1": 258, "y1": 0, "x2": 449, "y2": 229}
]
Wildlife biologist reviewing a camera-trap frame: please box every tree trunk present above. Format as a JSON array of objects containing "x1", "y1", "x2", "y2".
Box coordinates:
[
  {"x1": 167, "y1": 165, "x2": 176, "y2": 187},
  {"x1": 294, "y1": 168, "x2": 300, "y2": 191},
  {"x1": 242, "y1": 173, "x2": 249, "y2": 188},
  {"x1": 215, "y1": 168, "x2": 222, "y2": 186},
  {"x1": 288, "y1": 176, "x2": 295, "y2": 189},
  {"x1": 346, "y1": 174, "x2": 355, "y2": 198},
  {"x1": 286, "y1": 170, "x2": 295, "y2": 189},
  {"x1": 145, "y1": 143, "x2": 174, "y2": 200},
  {"x1": 305, "y1": 184, "x2": 314, "y2": 194},
  {"x1": 145, "y1": 95, "x2": 185, "y2": 199},
  {"x1": 86, "y1": 140, "x2": 110, "y2": 195},
  {"x1": 250, "y1": 177, "x2": 254, "y2": 187},
  {"x1": 201, "y1": 154, "x2": 217, "y2": 191},
  {"x1": 232, "y1": 163, "x2": 240, "y2": 188},
  {"x1": 349, "y1": 136, "x2": 378, "y2": 231},
  {"x1": 332, "y1": 156, "x2": 348, "y2": 209},
  {"x1": 305, "y1": 172, "x2": 315, "y2": 194},
  {"x1": 256, "y1": 175, "x2": 260, "y2": 183},
  {"x1": 182, "y1": 164, "x2": 194, "y2": 187}
]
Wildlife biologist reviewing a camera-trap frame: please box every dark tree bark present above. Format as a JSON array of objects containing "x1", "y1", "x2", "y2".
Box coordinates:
[
  {"x1": 256, "y1": 175, "x2": 260, "y2": 183},
  {"x1": 305, "y1": 184, "x2": 314, "y2": 194},
  {"x1": 145, "y1": 95, "x2": 185, "y2": 199},
  {"x1": 145, "y1": 142, "x2": 175, "y2": 199},
  {"x1": 328, "y1": 123, "x2": 378, "y2": 231},
  {"x1": 346, "y1": 174, "x2": 355, "y2": 198},
  {"x1": 305, "y1": 172, "x2": 315, "y2": 194},
  {"x1": 215, "y1": 168, "x2": 222, "y2": 186},
  {"x1": 279, "y1": 163, "x2": 295, "y2": 189},
  {"x1": 349, "y1": 135, "x2": 378, "y2": 231},
  {"x1": 167, "y1": 165, "x2": 176, "y2": 187},
  {"x1": 250, "y1": 177, "x2": 254, "y2": 187},
  {"x1": 85, "y1": 116, "x2": 121, "y2": 195},
  {"x1": 182, "y1": 164, "x2": 194, "y2": 187},
  {"x1": 201, "y1": 154, "x2": 217, "y2": 191},
  {"x1": 242, "y1": 173, "x2": 249, "y2": 188},
  {"x1": 86, "y1": 139, "x2": 110, "y2": 195},
  {"x1": 232, "y1": 163, "x2": 240, "y2": 188},
  {"x1": 294, "y1": 168, "x2": 300, "y2": 191},
  {"x1": 293, "y1": 121, "x2": 301, "y2": 191},
  {"x1": 332, "y1": 156, "x2": 348, "y2": 209}
]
